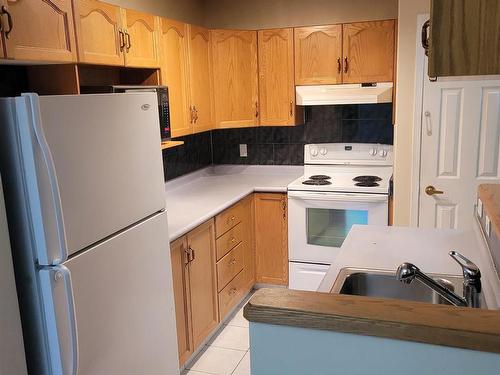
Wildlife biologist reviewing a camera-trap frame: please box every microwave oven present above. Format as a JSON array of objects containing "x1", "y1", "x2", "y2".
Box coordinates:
[{"x1": 80, "y1": 85, "x2": 171, "y2": 140}]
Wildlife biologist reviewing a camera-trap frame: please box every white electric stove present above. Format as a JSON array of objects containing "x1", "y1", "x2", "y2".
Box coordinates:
[{"x1": 287, "y1": 143, "x2": 394, "y2": 291}]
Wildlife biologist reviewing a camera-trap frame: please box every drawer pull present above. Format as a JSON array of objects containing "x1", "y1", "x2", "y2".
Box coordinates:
[
  {"x1": 230, "y1": 216, "x2": 236, "y2": 222},
  {"x1": 229, "y1": 287, "x2": 237, "y2": 295},
  {"x1": 229, "y1": 258, "x2": 237, "y2": 265},
  {"x1": 230, "y1": 237, "x2": 236, "y2": 243}
]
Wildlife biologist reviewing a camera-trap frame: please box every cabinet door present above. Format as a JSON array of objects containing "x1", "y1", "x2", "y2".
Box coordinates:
[
  {"x1": 2, "y1": 0, "x2": 77, "y2": 62},
  {"x1": 188, "y1": 25, "x2": 215, "y2": 134},
  {"x1": 240, "y1": 194, "x2": 255, "y2": 290},
  {"x1": 294, "y1": 25, "x2": 342, "y2": 85},
  {"x1": 122, "y1": 8, "x2": 159, "y2": 68},
  {"x1": 73, "y1": 0, "x2": 124, "y2": 66},
  {"x1": 258, "y1": 28, "x2": 297, "y2": 126},
  {"x1": 187, "y1": 219, "x2": 219, "y2": 348},
  {"x1": 211, "y1": 29, "x2": 259, "y2": 128},
  {"x1": 342, "y1": 20, "x2": 395, "y2": 83},
  {"x1": 170, "y1": 236, "x2": 193, "y2": 367},
  {"x1": 255, "y1": 193, "x2": 288, "y2": 285},
  {"x1": 159, "y1": 18, "x2": 191, "y2": 138}
]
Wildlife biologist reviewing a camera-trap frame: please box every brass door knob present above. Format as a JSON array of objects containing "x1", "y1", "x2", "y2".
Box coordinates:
[{"x1": 425, "y1": 185, "x2": 444, "y2": 196}]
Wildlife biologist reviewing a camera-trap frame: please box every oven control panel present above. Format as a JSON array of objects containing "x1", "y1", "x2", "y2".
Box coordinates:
[{"x1": 305, "y1": 143, "x2": 393, "y2": 166}]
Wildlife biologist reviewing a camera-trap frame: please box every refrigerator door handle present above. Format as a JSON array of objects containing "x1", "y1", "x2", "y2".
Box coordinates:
[
  {"x1": 24, "y1": 93, "x2": 68, "y2": 263},
  {"x1": 40, "y1": 265, "x2": 79, "y2": 375}
]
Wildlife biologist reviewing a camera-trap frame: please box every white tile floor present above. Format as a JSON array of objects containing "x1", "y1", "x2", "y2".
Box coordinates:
[{"x1": 183, "y1": 296, "x2": 252, "y2": 375}]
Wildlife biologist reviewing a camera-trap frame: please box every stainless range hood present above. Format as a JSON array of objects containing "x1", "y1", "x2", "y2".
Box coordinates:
[{"x1": 295, "y1": 83, "x2": 393, "y2": 106}]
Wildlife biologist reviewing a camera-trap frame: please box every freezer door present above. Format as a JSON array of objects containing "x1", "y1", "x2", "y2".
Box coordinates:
[
  {"x1": 40, "y1": 212, "x2": 179, "y2": 375},
  {"x1": 27, "y1": 92, "x2": 166, "y2": 259}
]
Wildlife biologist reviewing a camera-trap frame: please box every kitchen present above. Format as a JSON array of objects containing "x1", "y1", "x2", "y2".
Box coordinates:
[{"x1": 0, "y1": 0, "x2": 499, "y2": 375}]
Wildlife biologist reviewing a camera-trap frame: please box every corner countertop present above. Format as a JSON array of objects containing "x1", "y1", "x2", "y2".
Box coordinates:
[
  {"x1": 165, "y1": 165, "x2": 303, "y2": 241},
  {"x1": 318, "y1": 224, "x2": 500, "y2": 309}
]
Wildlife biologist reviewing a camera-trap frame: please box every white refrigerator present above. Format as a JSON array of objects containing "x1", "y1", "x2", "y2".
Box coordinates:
[{"x1": 0, "y1": 93, "x2": 179, "y2": 374}]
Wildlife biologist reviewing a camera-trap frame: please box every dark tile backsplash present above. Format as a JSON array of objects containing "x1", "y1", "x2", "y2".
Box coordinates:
[{"x1": 163, "y1": 104, "x2": 393, "y2": 180}]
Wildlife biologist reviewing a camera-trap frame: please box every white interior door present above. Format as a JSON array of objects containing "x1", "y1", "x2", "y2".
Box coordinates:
[{"x1": 419, "y1": 67, "x2": 500, "y2": 229}]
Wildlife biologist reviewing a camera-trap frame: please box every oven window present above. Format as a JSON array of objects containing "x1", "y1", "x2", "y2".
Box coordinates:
[{"x1": 306, "y1": 208, "x2": 368, "y2": 247}]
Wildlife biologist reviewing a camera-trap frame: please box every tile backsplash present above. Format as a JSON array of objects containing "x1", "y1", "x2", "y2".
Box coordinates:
[{"x1": 163, "y1": 103, "x2": 393, "y2": 181}]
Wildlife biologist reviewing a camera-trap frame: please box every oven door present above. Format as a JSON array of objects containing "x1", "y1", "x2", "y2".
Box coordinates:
[{"x1": 288, "y1": 190, "x2": 388, "y2": 264}]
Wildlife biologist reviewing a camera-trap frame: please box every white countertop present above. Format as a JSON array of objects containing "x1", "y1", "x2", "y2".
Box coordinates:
[
  {"x1": 318, "y1": 222, "x2": 500, "y2": 309},
  {"x1": 165, "y1": 165, "x2": 303, "y2": 241}
]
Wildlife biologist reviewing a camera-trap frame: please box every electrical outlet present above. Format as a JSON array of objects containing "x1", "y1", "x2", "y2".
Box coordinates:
[
  {"x1": 239, "y1": 144, "x2": 248, "y2": 157},
  {"x1": 477, "y1": 198, "x2": 483, "y2": 218}
]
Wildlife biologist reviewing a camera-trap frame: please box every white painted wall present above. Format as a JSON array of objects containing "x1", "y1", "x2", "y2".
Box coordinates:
[
  {"x1": 250, "y1": 322, "x2": 500, "y2": 374},
  {"x1": 393, "y1": 0, "x2": 430, "y2": 226},
  {"x1": 0, "y1": 176, "x2": 27, "y2": 375}
]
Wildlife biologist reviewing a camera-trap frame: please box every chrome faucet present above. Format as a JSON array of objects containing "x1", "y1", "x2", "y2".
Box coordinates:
[{"x1": 396, "y1": 251, "x2": 482, "y2": 308}]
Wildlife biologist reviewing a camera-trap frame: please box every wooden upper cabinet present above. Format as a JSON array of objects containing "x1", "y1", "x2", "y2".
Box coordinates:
[
  {"x1": 170, "y1": 236, "x2": 193, "y2": 366},
  {"x1": 2, "y1": 0, "x2": 77, "y2": 62},
  {"x1": 188, "y1": 25, "x2": 214, "y2": 134},
  {"x1": 342, "y1": 20, "x2": 395, "y2": 83},
  {"x1": 211, "y1": 29, "x2": 259, "y2": 128},
  {"x1": 186, "y1": 219, "x2": 219, "y2": 348},
  {"x1": 73, "y1": 0, "x2": 124, "y2": 66},
  {"x1": 428, "y1": 0, "x2": 500, "y2": 77},
  {"x1": 159, "y1": 19, "x2": 191, "y2": 138},
  {"x1": 294, "y1": 25, "x2": 342, "y2": 85},
  {"x1": 258, "y1": 28, "x2": 299, "y2": 126},
  {"x1": 122, "y1": 8, "x2": 159, "y2": 68},
  {"x1": 255, "y1": 193, "x2": 288, "y2": 286}
]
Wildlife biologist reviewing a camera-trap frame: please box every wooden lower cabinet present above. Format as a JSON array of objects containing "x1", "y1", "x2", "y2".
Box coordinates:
[
  {"x1": 255, "y1": 193, "x2": 288, "y2": 285},
  {"x1": 170, "y1": 236, "x2": 193, "y2": 366},
  {"x1": 170, "y1": 219, "x2": 218, "y2": 367}
]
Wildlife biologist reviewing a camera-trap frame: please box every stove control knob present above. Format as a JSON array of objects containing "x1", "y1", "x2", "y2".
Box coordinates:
[
  {"x1": 319, "y1": 147, "x2": 328, "y2": 156},
  {"x1": 310, "y1": 147, "x2": 319, "y2": 157},
  {"x1": 369, "y1": 148, "x2": 378, "y2": 156},
  {"x1": 379, "y1": 149, "x2": 388, "y2": 157}
]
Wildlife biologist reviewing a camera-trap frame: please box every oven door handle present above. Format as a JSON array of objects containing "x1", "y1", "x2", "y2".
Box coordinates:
[{"x1": 287, "y1": 191, "x2": 388, "y2": 203}]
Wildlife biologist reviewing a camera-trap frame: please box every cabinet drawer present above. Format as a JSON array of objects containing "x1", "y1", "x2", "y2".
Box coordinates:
[
  {"x1": 218, "y1": 270, "x2": 246, "y2": 320},
  {"x1": 215, "y1": 202, "x2": 244, "y2": 237},
  {"x1": 216, "y1": 222, "x2": 243, "y2": 260},
  {"x1": 217, "y1": 243, "x2": 244, "y2": 292}
]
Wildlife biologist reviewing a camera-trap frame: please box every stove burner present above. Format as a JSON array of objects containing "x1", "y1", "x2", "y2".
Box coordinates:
[
  {"x1": 309, "y1": 175, "x2": 331, "y2": 180},
  {"x1": 302, "y1": 179, "x2": 332, "y2": 186},
  {"x1": 353, "y1": 175, "x2": 382, "y2": 183},
  {"x1": 355, "y1": 182, "x2": 380, "y2": 187}
]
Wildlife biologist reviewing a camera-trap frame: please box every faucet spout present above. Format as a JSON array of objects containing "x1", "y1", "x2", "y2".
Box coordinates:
[{"x1": 396, "y1": 263, "x2": 468, "y2": 307}]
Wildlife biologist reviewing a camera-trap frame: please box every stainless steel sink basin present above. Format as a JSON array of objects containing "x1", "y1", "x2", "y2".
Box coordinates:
[{"x1": 331, "y1": 267, "x2": 487, "y2": 307}]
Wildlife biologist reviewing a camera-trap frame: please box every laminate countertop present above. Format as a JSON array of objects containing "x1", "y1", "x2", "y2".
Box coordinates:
[
  {"x1": 318, "y1": 224, "x2": 500, "y2": 309},
  {"x1": 165, "y1": 165, "x2": 303, "y2": 241}
]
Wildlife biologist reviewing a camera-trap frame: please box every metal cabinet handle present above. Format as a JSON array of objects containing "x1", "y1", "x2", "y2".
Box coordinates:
[
  {"x1": 229, "y1": 258, "x2": 237, "y2": 265},
  {"x1": 421, "y1": 19, "x2": 430, "y2": 56},
  {"x1": 183, "y1": 245, "x2": 191, "y2": 265},
  {"x1": 344, "y1": 57, "x2": 348, "y2": 73},
  {"x1": 282, "y1": 199, "x2": 286, "y2": 219},
  {"x1": 193, "y1": 106, "x2": 198, "y2": 123},
  {"x1": 1, "y1": 6, "x2": 13, "y2": 39},
  {"x1": 289, "y1": 101, "x2": 293, "y2": 117},
  {"x1": 255, "y1": 102, "x2": 259, "y2": 118},
  {"x1": 425, "y1": 185, "x2": 444, "y2": 196},
  {"x1": 424, "y1": 110, "x2": 432, "y2": 136},
  {"x1": 229, "y1": 287, "x2": 237, "y2": 295},
  {"x1": 337, "y1": 58, "x2": 341, "y2": 74},
  {"x1": 118, "y1": 29, "x2": 126, "y2": 52},
  {"x1": 189, "y1": 246, "x2": 195, "y2": 261},
  {"x1": 125, "y1": 31, "x2": 131, "y2": 51},
  {"x1": 230, "y1": 237, "x2": 236, "y2": 243},
  {"x1": 189, "y1": 106, "x2": 194, "y2": 123}
]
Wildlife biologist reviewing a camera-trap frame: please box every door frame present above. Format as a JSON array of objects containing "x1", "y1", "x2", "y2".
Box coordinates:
[{"x1": 409, "y1": 14, "x2": 429, "y2": 227}]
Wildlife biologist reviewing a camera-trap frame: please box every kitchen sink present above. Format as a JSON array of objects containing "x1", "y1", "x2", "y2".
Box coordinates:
[{"x1": 331, "y1": 267, "x2": 487, "y2": 307}]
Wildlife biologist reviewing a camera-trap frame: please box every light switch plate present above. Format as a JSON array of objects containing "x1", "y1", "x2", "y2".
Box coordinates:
[
  {"x1": 477, "y1": 198, "x2": 483, "y2": 218},
  {"x1": 239, "y1": 144, "x2": 248, "y2": 157},
  {"x1": 486, "y1": 215, "x2": 491, "y2": 237}
]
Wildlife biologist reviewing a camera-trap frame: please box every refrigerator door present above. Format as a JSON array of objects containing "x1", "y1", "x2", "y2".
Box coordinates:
[
  {"x1": 39, "y1": 212, "x2": 179, "y2": 375},
  {"x1": 23, "y1": 92, "x2": 166, "y2": 262}
]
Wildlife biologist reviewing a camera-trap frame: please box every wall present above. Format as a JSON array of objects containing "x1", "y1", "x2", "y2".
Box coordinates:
[
  {"x1": 212, "y1": 104, "x2": 393, "y2": 166},
  {"x1": 204, "y1": 0, "x2": 398, "y2": 29},
  {"x1": 249, "y1": 322, "x2": 500, "y2": 375},
  {"x1": 107, "y1": 0, "x2": 205, "y2": 24},
  {"x1": 393, "y1": 0, "x2": 429, "y2": 226}
]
